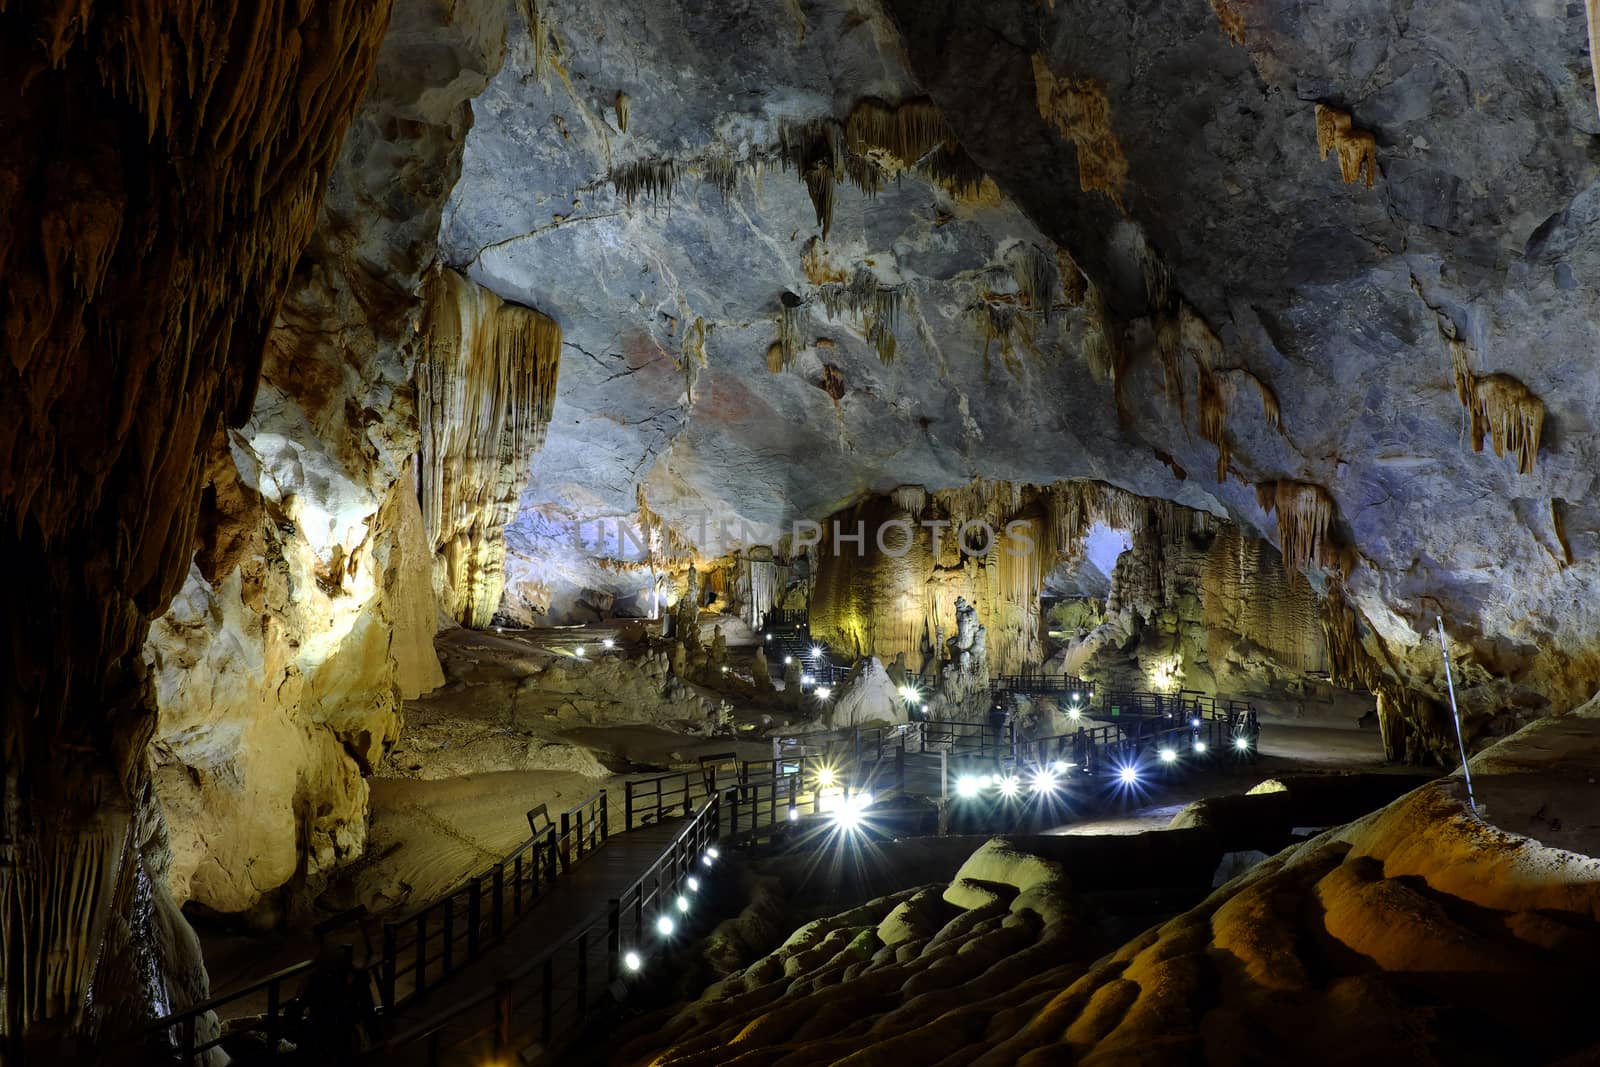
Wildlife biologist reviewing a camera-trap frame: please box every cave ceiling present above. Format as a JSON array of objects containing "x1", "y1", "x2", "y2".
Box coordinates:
[{"x1": 443, "y1": 0, "x2": 1600, "y2": 715}]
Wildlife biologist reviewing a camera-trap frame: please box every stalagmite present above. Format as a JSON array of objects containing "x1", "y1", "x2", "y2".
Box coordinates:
[
  {"x1": 1315, "y1": 103, "x2": 1378, "y2": 187},
  {"x1": 419, "y1": 269, "x2": 561, "y2": 627}
]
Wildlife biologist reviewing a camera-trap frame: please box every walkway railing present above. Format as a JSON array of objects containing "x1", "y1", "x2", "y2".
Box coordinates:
[
  {"x1": 384, "y1": 786, "x2": 736, "y2": 1065},
  {"x1": 143, "y1": 790, "x2": 610, "y2": 1064}
]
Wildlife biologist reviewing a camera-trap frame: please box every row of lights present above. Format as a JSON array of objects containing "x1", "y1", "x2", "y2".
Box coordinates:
[
  {"x1": 570, "y1": 637, "x2": 617, "y2": 659},
  {"x1": 621, "y1": 847, "x2": 719, "y2": 974}
]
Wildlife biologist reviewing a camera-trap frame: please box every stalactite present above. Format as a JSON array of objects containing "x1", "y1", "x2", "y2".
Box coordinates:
[
  {"x1": 845, "y1": 97, "x2": 951, "y2": 166},
  {"x1": 1255, "y1": 481, "x2": 1342, "y2": 577},
  {"x1": 1083, "y1": 288, "x2": 1117, "y2": 381},
  {"x1": 1011, "y1": 243, "x2": 1060, "y2": 323},
  {"x1": 1468, "y1": 373, "x2": 1544, "y2": 475},
  {"x1": 919, "y1": 141, "x2": 991, "y2": 201},
  {"x1": 1552, "y1": 498, "x2": 1574, "y2": 568},
  {"x1": 1588, "y1": 0, "x2": 1600, "y2": 121},
  {"x1": 817, "y1": 268, "x2": 902, "y2": 364},
  {"x1": 615, "y1": 90, "x2": 630, "y2": 133},
  {"x1": 611, "y1": 158, "x2": 680, "y2": 206},
  {"x1": 1449, "y1": 337, "x2": 1475, "y2": 409},
  {"x1": 702, "y1": 150, "x2": 739, "y2": 204},
  {"x1": 775, "y1": 291, "x2": 807, "y2": 370},
  {"x1": 1030, "y1": 53, "x2": 1129, "y2": 209},
  {"x1": 1198, "y1": 368, "x2": 1230, "y2": 481},
  {"x1": 1315, "y1": 103, "x2": 1377, "y2": 188},
  {"x1": 1138, "y1": 237, "x2": 1173, "y2": 311},
  {"x1": 682, "y1": 317, "x2": 710, "y2": 368},
  {"x1": 1155, "y1": 313, "x2": 1187, "y2": 424},
  {"x1": 419, "y1": 270, "x2": 561, "y2": 628},
  {"x1": 780, "y1": 117, "x2": 884, "y2": 238}
]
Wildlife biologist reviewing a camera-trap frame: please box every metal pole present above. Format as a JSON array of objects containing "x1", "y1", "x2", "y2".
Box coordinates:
[{"x1": 1435, "y1": 616, "x2": 1478, "y2": 817}]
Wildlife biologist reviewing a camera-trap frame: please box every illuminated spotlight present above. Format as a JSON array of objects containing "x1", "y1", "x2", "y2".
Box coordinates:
[
  {"x1": 765, "y1": 633, "x2": 772, "y2": 641},
  {"x1": 1193, "y1": 741, "x2": 1208, "y2": 754},
  {"x1": 1051, "y1": 760, "x2": 1068, "y2": 774},
  {"x1": 687, "y1": 876, "x2": 700, "y2": 892},
  {"x1": 1068, "y1": 707, "x2": 1081, "y2": 722},
  {"x1": 1118, "y1": 765, "x2": 1139, "y2": 786},
  {"x1": 707, "y1": 846, "x2": 720, "y2": 859},
  {"x1": 701, "y1": 853, "x2": 714, "y2": 867},
  {"x1": 676, "y1": 895, "x2": 690, "y2": 913},
  {"x1": 833, "y1": 804, "x2": 863, "y2": 831},
  {"x1": 976, "y1": 774, "x2": 993, "y2": 790},
  {"x1": 850, "y1": 790, "x2": 875, "y2": 810},
  {"x1": 801, "y1": 673, "x2": 815, "y2": 685},
  {"x1": 1030, "y1": 770, "x2": 1057, "y2": 795},
  {"x1": 810, "y1": 645, "x2": 825, "y2": 660},
  {"x1": 656, "y1": 915, "x2": 675, "y2": 937},
  {"x1": 721, "y1": 665, "x2": 729, "y2": 674},
  {"x1": 816, "y1": 767, "x2": 836, "y2": 787},
  {"x1": 785, "y1": 656, "x2": 793, "y2": 665},
  {"x1": 624, "y1": 950, "x2": 642, "y2": 972},
  {"x1": 920, "y1": 704, "x2": 929, "y2": 715},
  {"x1": 898, "y1": 685, "x2": 919, "y2": 702},
  {"x1": 788, "y1": 806, "x2": 799, "y2": 821},
  {"x1": 998, "y1": 775, "x2": 1021, "y2": 799},
  {"x1": 1190, "y1": 718, "x2": 1201, "y2": 728},
  {"x1": 956, "y1": 775, "x2": 979, "y2": 798},
  {"x1": 1159, "y1": 748, "x2": 1177, "y2": 764},
  {"x1": 1234, "y1": 736, "x2": 1251, "y2": 752},
  {"x1": 815, "y1": 686, "x2": 832, "y2": 701},
  {"x1": 602, "y1": 637, "x2": 615, "y2": 649},
  {"x1": 574, "y1": 646, "x2": 586, "y2": 657}
]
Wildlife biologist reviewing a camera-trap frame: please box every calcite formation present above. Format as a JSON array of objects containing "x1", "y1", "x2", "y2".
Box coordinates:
[{"x1": 420, "y1": 268, "x2": 561, "y2": 627}]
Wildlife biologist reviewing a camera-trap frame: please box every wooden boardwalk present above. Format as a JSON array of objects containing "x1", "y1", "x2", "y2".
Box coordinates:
[{"x1": 375, "y1": 814, "x2": 691, "y2": 1064}]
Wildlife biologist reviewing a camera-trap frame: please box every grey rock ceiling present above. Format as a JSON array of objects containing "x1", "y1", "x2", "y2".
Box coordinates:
[{"x1": 445, "y1": 0, "x2": 1600, "y2": 724}]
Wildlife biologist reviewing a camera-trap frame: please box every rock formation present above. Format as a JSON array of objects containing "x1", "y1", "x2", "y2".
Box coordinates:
[{"x1": 0, "y1": 0, "x2": 394, "y2": 1045}]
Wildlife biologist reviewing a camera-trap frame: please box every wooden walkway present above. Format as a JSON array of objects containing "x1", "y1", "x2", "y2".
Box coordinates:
[{"x1": 375, "y1": 815, "x2": 689, "y2": 1064}]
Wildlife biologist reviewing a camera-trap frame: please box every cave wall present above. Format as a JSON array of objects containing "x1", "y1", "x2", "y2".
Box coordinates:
[
  {"x1": 0, "y1": 0, "x2": 394, "y2": 1045},
  {"x1": 138, "y1": 0, "x2": 509, "y2": 923}
]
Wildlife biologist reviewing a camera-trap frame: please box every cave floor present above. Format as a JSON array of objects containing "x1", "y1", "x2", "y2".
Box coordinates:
[{"x1": 1048, "y1": 716, "x2": 1409, "y2": 836}]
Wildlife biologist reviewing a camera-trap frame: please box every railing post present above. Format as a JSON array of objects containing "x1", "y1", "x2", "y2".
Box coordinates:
[
  {"x1": 415, "y1": 911, "x2": 428, "y2": 991},
  {"x1": 381, "y1": 923, "x2": 397, "y2": 1011},
  {"x1": 266, "y1": 979, "x2": 280, "y2": 1045},
  {"x1": 607, "y1": 898, "x2": 622, "y2": 980},
  {"x1": 182, "y1": 1014, "x2": 196, "y2": 1067},
  {"x1": 545, "y1": 828, "x2": 559, "y2": 884},
  {"x1": 541, "y1": 956, "x2": 555, "y2": 1045},
  {"x1": 577, "y1": 931, "x2": 590, "y2": 1016},
  {"x1": 494, "y1": 981, "x2": 512, "y2": 1055},
  {"x1": 600, "y1": 789, "x2": 610, "y2": 842},
  {"x1": 492, "y1": 864, "x2": 505, "y2": 940},
  {"x1": 625, "y1": 781, "x2": 635, "y2": 831},
  {"x1": 441, "y1": 895, "x2": 454, "y2": 977},
  {"x1": 560, "y1": 811, "x2": 573, "y2": 871},
  {"x1": 468, "y1": 879, "x2": 482, "y2": 959}
]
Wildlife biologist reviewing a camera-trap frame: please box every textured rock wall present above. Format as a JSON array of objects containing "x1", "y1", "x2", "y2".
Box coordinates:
[
  {"x1": 142, "y1": 0, "x2": 507, "y2": 922},
  {"x1": 0, "y1": 0, "x2": 393, "y2": 1044}
]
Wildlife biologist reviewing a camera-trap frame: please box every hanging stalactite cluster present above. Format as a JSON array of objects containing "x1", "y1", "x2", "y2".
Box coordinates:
[
  {"x1": 418, "y1": 269, "x2": 561, "y2": 628},
  {"x1": 1254, "y1": 480, "x2": 1349, "y2": 578},
  {"x1": 610, "y1": 157, "x2": 680, "y2": 206},
  {"x1": 1315, "y1": 103, "x2": 1378, "y2": 187},
  {"x1": 1449, "y1": 338, "x2": 1544, "y2": 475}
]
